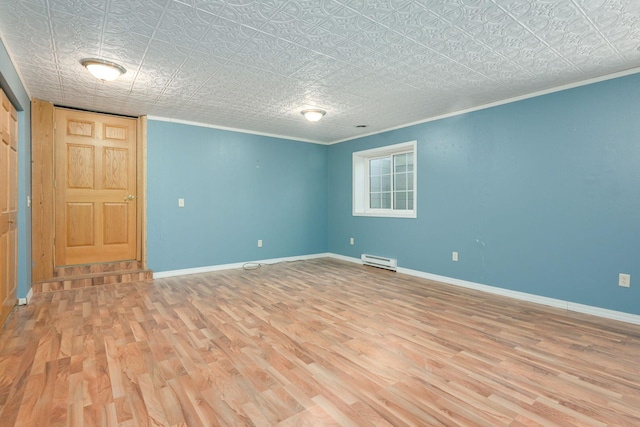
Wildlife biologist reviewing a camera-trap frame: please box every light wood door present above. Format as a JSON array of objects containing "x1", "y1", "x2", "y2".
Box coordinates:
[
  {"x1": 0, "y1": 89, "x2": 18, "y2": 325},
  {"x1": 55, "y1": 108, "x2": 137, "y2": 266}
]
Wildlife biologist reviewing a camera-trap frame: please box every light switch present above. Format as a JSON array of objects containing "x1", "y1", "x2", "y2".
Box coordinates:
[{"x1": 178, "y1": 198, "x2": 185, "y2": 207}]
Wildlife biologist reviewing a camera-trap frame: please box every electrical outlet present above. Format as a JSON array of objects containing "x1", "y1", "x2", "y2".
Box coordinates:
[
  {"x1": 350, "y1": 237, "x2": 354, "y2": 245},
  {"x1": 619, "y1": 273, "x2": 630, "y2": 288},
  {"x1": 452, "y1": 251, "x2": 458, "y2": 262},
  {"x1": 257, "y1": 239, "x2": 263, "y2": 248},
  {"x1": 178, "y1": 198, "x2": 185, "y2": 207}
]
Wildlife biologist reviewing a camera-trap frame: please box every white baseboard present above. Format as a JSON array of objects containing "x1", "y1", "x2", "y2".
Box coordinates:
[
  {"x1": 152, "y1": 252, "x2": 640, "y2": 325},
  {"x1": 565, "y1": 302, "x2": 640, "y2": 325},
  {"x1": 18, "y1": 288, "x2": 34, "y2": 305},
  {"x1": 153, "y1": 253, "x2": 331, "y2": 279},
  {"x1": 327, "y1": 253, "x2": 640, "y2": 326},
  {"x1": 327, "y1": 253, "x2": 362, "y2": 264}
]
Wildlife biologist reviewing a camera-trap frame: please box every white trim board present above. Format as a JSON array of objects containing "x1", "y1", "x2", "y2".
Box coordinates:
[
  {"x1": 19, "y1": 287, "x2": 34, "y2": 306},
  {"x1": 153, "y1": 253, "x2": 331, "y2": 279},
  {"x1": 26, "y1": 287, "x2": 33, "y2": 304},
  {"x1": 327, "y1": 253, "x2": 640, "y2": 326},
  {"x1": 147, "y1": 116, "x2": 328, "y2": 145}
]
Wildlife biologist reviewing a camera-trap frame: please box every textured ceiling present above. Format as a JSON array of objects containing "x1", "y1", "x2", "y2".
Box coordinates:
[{"x1": 1, "y1": 0, "x2": 640, "y2": 143}]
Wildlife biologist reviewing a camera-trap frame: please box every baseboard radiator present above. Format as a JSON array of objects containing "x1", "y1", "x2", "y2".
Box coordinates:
[{"x1": 361, "y1": 254, "x2": 397, "y2": 271}]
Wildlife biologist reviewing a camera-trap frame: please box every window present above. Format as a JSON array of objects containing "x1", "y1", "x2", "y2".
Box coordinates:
[{"x1": 353, "y1": 141, "x2": 417, "y2": 218}]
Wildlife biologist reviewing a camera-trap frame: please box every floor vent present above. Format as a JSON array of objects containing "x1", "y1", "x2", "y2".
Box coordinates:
[{"x1": 361, "y1": 254, "x2": 397, "y2": 271}]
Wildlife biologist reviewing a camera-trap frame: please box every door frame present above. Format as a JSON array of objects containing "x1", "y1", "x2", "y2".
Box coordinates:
[
  {"x1": 1, "y1": 87, "x2": 18, "y2": 325},
  {"x1": 31, "y1": 100, "x2": 148, "y2": 283}
]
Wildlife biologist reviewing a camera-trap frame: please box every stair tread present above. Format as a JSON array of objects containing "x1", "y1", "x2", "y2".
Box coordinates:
[
  {"x1": 33, "y1": 263, "x2": 153, "y2": 294},
  {"x1": 36, "y1": 269, "x2": 153, "y2": 284},
  {"x1": 54, "y1": 261, "x2": 142, "y2": 277}
]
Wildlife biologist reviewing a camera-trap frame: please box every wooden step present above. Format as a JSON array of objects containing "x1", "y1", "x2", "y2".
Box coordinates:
[
  {"x1": 32, "y1": 263, "x2": 153, "y2": 293},
  {"x1": 54, "y1": 260, "x2": 142, "y2": 277}
]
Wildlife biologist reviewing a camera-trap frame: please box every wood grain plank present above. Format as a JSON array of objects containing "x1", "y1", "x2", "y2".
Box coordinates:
[{"x1": 1, "y1": 258, "x2": 640, "y2": 425}]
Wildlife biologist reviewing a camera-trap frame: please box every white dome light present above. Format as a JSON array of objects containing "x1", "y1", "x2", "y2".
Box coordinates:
[
  {"x1": 81, "y1": 58, "x2": 126, "y2": 81},
  {"x1": 301, "y1": 109, "x2": 326, "y2": 122}
]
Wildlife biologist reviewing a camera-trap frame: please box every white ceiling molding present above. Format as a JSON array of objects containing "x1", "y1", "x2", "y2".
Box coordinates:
[
  {"x1": 1, "y1": 0, "x2": 639, "y2": 143},
  {"x1": 147, "y1": 115, "x2": 327, "y2": 145}
]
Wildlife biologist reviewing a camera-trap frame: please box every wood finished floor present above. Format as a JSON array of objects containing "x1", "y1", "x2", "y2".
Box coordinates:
[{"x1": 1, "y1": 258, "x2": 639, "y2": 426}]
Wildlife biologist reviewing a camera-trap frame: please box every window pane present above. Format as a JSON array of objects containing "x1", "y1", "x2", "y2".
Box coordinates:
[
  {"x1": 407, "y1": 172, "x2": 414, "y2": 190},
  {"x1": 370, "y1": 175, "x2": 381, "y2": 192},
  {"x1": 381, "y1": 192, "x2": 391, "y2": 209},
  {"x1": 406, "y1": 153, "x2": 414, "y2": 172},
  {"x1": 394, "y1": 191, "x2": 407, "y2": 210},
  {"x1": 381, "y1": 174, "x2": 391, "y2": 191},
  {"x1": 381, "y1": 157, "x2": 391, "y2": 174},
  {"x1": 370, "y1": 158, "x2": 384, "y2": 175},
  {"x1": 407, "y1": 194, "x2": 414, "y2": 210},
  {"x1": 394, "y1": 173, "x2": 407, "y2": 191},
  {"x1": 370, "y1": 193, "x2": 381, "y2": 209},
  {"x1": 394, "y1": 154, "x2": 407, "y2": 173}
]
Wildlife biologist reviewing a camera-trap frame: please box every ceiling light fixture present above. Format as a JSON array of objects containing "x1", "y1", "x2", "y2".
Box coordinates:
[
  {"x1": 301, "y1": 109, "x2": 326, "y2": 122},
  {"x1": 81, "y1": 58, "x2": 126, "y2": 81}
]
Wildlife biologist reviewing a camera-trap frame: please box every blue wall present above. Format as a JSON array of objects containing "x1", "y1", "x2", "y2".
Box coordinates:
[
  {"x1": 0, "y1": 37, "x2": 31, "y2": 299},
  {"x1": 3, "y1": 29, "x2": 639, "y2": 316},
  {"x1": 147, "y1": 120, "x2": 328, "y2": 272},
  {"x1": 329, "y1": 74, "x2": 640, "y2": 315}
]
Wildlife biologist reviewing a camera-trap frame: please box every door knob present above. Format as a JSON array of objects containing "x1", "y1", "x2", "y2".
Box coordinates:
[
  {"x1": 8, "y1": 219, "x2": 14, "y2": 223},
  {"x1": 124, "y1": 194, "x2": 136, "y2": 201}
]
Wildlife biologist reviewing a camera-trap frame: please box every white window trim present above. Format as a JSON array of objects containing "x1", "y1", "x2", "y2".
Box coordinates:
[{"x1": 353, "y1": 140, "x2": 417, "y2": 218}]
